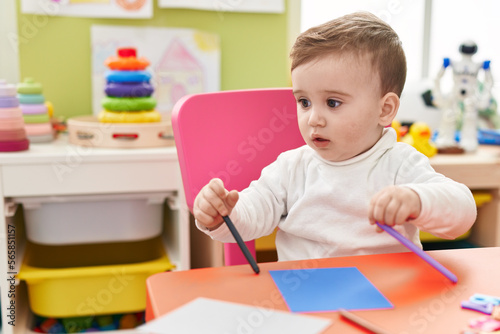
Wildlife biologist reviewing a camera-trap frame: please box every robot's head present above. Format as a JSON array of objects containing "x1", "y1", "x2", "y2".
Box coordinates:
[{"x1": 459, "y1": 41, "x2": 478, "y2": 55}]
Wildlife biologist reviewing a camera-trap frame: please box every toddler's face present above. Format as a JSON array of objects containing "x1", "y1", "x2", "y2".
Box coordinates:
[{"x1": 292, "y1": 53, "x2": 386, "y2": 162}]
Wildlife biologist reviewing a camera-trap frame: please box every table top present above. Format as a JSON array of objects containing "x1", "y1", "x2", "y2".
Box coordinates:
[{"x1": 146, "y1": 247, "x2": 499, "y2": 333}]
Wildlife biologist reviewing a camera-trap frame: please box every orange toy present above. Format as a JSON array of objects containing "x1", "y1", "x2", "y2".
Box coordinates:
[{"x1": 105, "y1": 48, "x2": 150, "y2": 71}]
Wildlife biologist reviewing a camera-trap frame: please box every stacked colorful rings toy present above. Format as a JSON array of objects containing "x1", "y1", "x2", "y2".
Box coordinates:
[
  {"x1": 17, "y1": 78, "x2": 54, "y2": 143},
  {"x1": 67, "y1": 47, "x2": 173, "y2": 149},
  {"x1": 99, "y1": 47, "x2": 161, "y2": 124},
  {"x1": 0, "y1": 79, "x2": 29, "y2": 152}
]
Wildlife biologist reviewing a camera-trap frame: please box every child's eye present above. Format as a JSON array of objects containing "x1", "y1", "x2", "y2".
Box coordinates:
[
  {"x1": 327, "y1": 99, "x2": 341, "y2": 108},
  {"x1": 298, "y1": 98, "x2": 311, "y2": 108}
]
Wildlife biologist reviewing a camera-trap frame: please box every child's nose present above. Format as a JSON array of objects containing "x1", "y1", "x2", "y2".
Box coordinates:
[{"x1": 308, "y1": 108, "x2": 326, "y2": 127}]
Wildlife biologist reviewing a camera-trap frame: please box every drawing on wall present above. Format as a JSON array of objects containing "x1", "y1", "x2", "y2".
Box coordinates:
[
  {"x1": 154, "y1": 39, "x2": 205, "y2": 113},
  {"x1": 91, "y1": 25, "x2": 220, "y2": 116},
  {"x1": 158, "y1": 0, "x2": 284, "y2": 13},
  {"x1": 21, "y1": 0, "x2": 152, "y2": 18}
]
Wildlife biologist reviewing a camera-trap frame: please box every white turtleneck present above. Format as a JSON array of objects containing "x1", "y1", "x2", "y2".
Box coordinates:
[{"x1": 197, "y1": 128, "x2": 477, "y2": 261}]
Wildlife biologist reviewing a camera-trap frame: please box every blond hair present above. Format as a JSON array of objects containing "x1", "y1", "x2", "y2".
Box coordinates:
[{"x1": 290, "y1": 12, "x2": 406, "y2": 97}]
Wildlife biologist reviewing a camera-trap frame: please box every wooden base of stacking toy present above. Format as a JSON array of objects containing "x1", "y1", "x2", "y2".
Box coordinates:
[{"x1": 67, "y1": 116, "x2": 174, "y2": 148}]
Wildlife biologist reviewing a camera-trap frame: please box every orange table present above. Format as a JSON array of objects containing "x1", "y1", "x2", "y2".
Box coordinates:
[{"x1": 146, "y1": 247, "x2": 499, "y2": 333}]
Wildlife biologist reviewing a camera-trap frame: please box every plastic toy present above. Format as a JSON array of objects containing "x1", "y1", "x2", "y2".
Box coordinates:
[
  {"x1": 18, "y1": 93, "x2": 45, "y2": 105},
  {"x1": 432, "y1": 41, "x2": 494, "y2": 153},
  {"x1": 17, "y1": 78, "x2": 54, "y2": 143},
  {"x1": 101, "y1": 96, "x2": 157, "y2": 111},
  {"x1": 0, "y1": 96, "x2": 20, "y2": 108},
  {"x1": 98, "y1": 109, "x2": 162, "y2": 123},
  {"x1": 105, "y1": 47, "x2": 150, "y2": 70},
  {"x1": 105, "y1": 70, "x2": 151, "y2": 83},
  {"x1": 401, "y1": 122, "x2": 438, "y2": 157},
  {"x1": 0, "y1": 79, "x2": 30, "y2": 152},
  {"x1": 105, "y1": 82, "x2": 154, "y2": 98}
]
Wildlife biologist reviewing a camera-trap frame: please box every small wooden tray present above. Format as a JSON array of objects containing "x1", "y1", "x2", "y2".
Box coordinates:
[{"x1": 67, "y1": 115, "x2": 174, "y2": 148}]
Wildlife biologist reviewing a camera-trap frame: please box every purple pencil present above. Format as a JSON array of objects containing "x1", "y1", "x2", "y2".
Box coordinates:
[{"x1": 375, "y1": 222, "x2": 458, "y2": 283}]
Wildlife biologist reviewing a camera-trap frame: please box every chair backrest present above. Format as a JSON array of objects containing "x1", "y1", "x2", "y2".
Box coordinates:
[{"x1": 172, "y1": 88, "x2": 305, "y2": 265}]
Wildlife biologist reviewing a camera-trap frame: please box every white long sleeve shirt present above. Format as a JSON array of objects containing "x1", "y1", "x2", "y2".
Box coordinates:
[{"x1": 198, "y1": 128, "x2": 477, "y2": 261}]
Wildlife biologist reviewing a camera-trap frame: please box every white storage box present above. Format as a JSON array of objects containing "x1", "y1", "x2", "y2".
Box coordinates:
[{"x1": 15, "y1": 192, "x2": 170, "y2": 245}]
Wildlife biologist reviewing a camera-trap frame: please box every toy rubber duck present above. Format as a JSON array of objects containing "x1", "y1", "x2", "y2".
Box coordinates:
[{"x1": 401, "y1": 122, "x2": 438, "y2": 158}]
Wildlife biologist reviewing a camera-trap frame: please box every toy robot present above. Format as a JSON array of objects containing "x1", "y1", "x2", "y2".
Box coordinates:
[{"x1": 433, "y1": 41, "x2": 494, "y2": 153}]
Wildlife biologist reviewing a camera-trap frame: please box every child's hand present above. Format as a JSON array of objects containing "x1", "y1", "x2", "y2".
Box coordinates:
[
  {"x1": 368, "y1": 186, "x2": 421, "y2": 232},
  {"x1": 193, "y1": 178, "x2": 239, "y2": 231}
]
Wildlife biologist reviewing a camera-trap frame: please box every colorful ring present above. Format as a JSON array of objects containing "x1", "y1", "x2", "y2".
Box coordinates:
[
  {"x1": 0, "y1": 117, "x2": 25, "y2": 130},
  {"x1": 98, "y1": 109, "x2": 161, "y2": 123},
  {"x1": 17, "y1": 78, "x2": 43, "y2": 95},
  {"x1": 24, "y1": 123, "x2": 53, "y2": 136},
  {"x1": 28, "y1": 133, "x2": 54, "y2": 143},
  {"x1": 23, "y1": 113, "x2": 51, "y2": 124},
  {"x1": 0, "y1": 139, "x2": 29, "y2": 152},
  {"x1": 105, "y1": 70, "x2": 151, "y2": 83},
  {"x1": 0, "y1": 96, "x2": 19, "y2": 108},
  {"x1": 20, "y1": 103, "x2": 48, "y2": 115},
  {"x1": 101, "y1": 96, "x2": 156, "y2": 111},
  {"x1": 105, "y1": 56, "x2": 150, "y2": 71},
  {"x1": 18, "y1": 94, "x2": 45, "y2": 105},
  {"x1": 0, "y1": 80, "x2": 17, "y2": 97},
  {"x1": 0, "y1": 129, "x2": 27, "y2": 142},
  {"x1": 105, "y1": 82, "x2": 154, "y2": 98},
  {"x1": 0, "y1": 107, "x2": 23, "y2": 118}
]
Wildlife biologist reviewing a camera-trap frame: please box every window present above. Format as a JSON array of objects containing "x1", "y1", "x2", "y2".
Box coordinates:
[{"x1": 300, "y1": 0, "x2": 499, "y2": 127}]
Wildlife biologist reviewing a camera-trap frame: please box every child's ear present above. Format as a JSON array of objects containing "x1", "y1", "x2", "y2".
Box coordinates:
[{"x1": 378, "y1": 92, "x2": 400, "y2": 127}]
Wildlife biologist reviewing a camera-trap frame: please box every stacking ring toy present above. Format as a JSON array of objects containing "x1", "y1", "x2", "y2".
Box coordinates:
[
  {"x1": 18, "y1": 93, "x2": 45, "y2": 105},
  {"x1": 105, "y1": 56, "x2": 150, "y2": 71},
  {"x1": 0, "y1": 96, "x2": 19, "y2": 108},
  {"x1": 0, "y1": 129, "x2": 27, "y2": 142},
  {"x1": 105, "y1": 70, "x2": 151, "y2": 83},
  {"x1": 23, "y1": 113, "x2": 51, "y2": 124},
  {"x1": 98, "y1": 110, "x2": 161, "y2": 123},
  {"x1": 104, "y1": 82, "x2": 154, "y2": 98},
  {"x1": 0, "y1": 107, "x2": 23, "y2": 118},
  {"x1": 0, "y1": 80, "x2": 17, "y2": 97},
  {"x1": 17, "y1": 78, "x2": 43, "y2": 95},
  {"x1": 101, "y1": 96, "x2": 156, "y2": 111},
  {"x1": 20, "y1": 103, "x2": 48, "y2": 115}
]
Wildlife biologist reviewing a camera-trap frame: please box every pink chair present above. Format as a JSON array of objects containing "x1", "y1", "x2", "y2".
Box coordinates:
[{"x1": 172, "y1": 88, "x2": 305, "y2": 266}]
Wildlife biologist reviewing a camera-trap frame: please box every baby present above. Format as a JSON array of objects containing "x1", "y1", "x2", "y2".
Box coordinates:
[{"x1": 193, "y1": 12, "x2": 477, "y2": 261}]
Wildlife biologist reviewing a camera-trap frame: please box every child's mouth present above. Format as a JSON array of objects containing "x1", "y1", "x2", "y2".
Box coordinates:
[{"x1": 312, "y1": 137, "x2": 330, "y2": 147}]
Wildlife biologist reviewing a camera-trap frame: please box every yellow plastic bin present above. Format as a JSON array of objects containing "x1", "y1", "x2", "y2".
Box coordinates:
[{"x1": 17, "y1": 237, "x2": 174, "y2": 318}]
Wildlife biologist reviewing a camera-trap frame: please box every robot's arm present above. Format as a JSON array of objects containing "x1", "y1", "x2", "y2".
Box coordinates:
[
  {"x1": 478, "y1": 60, "x2": 494, "y2": 109},
  {"x1": 432, "y1": 58, "x2": 450, "y2": 108}
]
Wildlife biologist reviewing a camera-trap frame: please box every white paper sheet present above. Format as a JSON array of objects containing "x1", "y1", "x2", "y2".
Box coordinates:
[
  {"x1": 158, "y1": 0, "x2": 284, "y2": 13},
  {"x1": 21, "y1": 0, "x2": 152, "y2": 19},
  {"x1": 137, "y1": 297, "x2": 332, "y2": 334}
]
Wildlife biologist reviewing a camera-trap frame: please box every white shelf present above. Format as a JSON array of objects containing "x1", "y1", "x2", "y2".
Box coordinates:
[{"x1": 0, "y1": 135, "x2": 190, "y2": 334}]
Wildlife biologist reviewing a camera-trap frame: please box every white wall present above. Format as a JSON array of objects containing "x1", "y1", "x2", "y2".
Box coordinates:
[{"x1": 0, "y1": 0, "x2": 20, "y2": 83}]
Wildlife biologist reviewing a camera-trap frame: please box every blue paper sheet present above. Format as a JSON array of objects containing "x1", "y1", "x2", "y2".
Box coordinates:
[{"x1": 269, "y1": 267, "x2": 393, "y2": 313}]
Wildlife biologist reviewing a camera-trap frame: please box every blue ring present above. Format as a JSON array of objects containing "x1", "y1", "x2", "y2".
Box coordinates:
[{"x1": 105, "y1": 70, "x2": 152, "y2": 83}]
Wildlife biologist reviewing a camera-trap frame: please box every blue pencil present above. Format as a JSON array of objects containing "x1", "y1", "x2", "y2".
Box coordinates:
[
  {"x1": 375, "y1": 222, "x2": 458, "y2": 283},
  {"x1": 223, "y1": 216, "x2": 260, "y2": 274}
]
